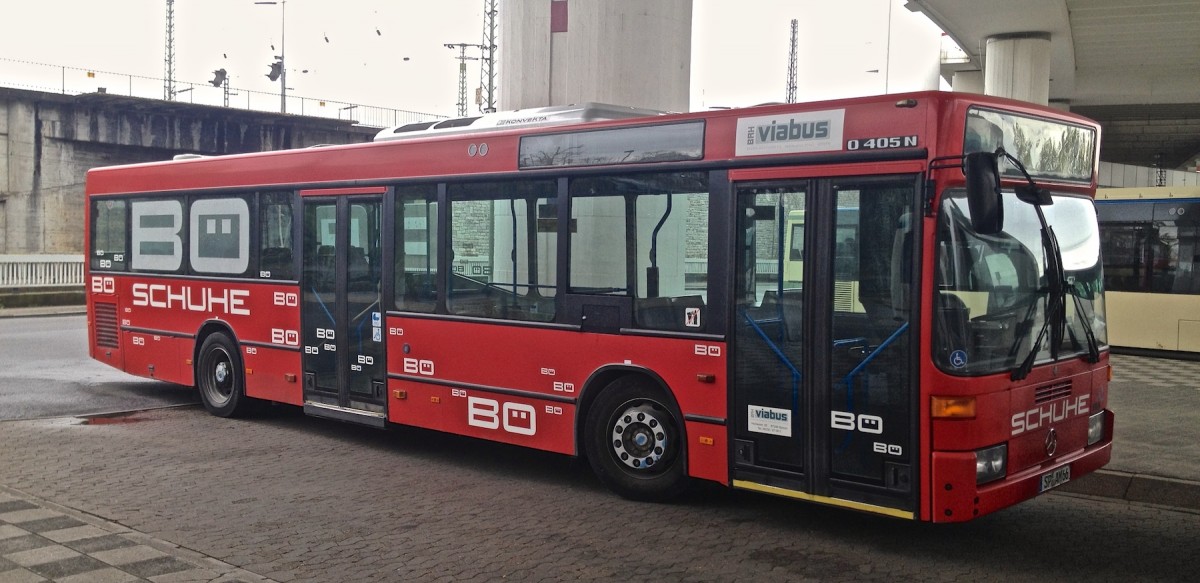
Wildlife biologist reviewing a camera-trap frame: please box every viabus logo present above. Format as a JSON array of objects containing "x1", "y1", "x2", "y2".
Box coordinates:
[
  {"x1": 751, "y1": 119, "x2": 830, "y2": 144},
  {"x1": 753, "y1": 408, "x2": 789, "y2": 423},
  {"x1": 735, "y1": 109, "x2": 845, "y2": 156}
]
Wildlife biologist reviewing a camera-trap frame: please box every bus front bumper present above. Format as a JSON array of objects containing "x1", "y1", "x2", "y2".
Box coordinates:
[{"x1": 930, "y1": 411, "x2": 1114, "y2": 523}]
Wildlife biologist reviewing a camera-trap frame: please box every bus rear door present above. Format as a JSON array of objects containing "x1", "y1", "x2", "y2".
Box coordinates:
[
  {"x1": 300, "y1": 192, "x2": 388, "y2": 427},
  {"x1": 730, "y1": 171, "x2": 920, "y2": 518}
]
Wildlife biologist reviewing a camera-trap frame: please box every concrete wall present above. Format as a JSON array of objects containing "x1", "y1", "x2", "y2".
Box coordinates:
[
  {"x1": 1099, "y1": 161, "x2": 1200, "y2": 188},
  {"x1": 500, "y1": 0, "x2": 692, "y2": 113},
  {"x1": 0, "y1": 88, "x2": 376, "y2": 255}
]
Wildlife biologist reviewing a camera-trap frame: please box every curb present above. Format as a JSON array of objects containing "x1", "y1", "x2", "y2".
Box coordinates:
[
  {"x1": 1057, "y1": 469, "x2": 1200, "y2": 511},
  {"x1": 0, "y1": 305, "x2": 86, "y2": 318}
]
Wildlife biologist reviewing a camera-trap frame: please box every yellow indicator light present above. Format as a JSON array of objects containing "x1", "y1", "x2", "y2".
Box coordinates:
[
  {"x1": 393, "y1": 390, "x2": 407, "y2": 400},
  {"x1": 245, "y1": 368, "x2": 253, "y2": 375},
  {"x1": 284, "y1": 373, "x2": 297, "y2": 383},
  {"x1": 431, "y1": 396, "x2": 441, "y2": 404},
  {"x1": 698, "y1": 436, "x2": 714, "y2": 446},
  {"x1": 87, "y1": 71, "x2": 95, "y2": 78},
  {"x1": 931, "y1": 396, "x2": 976, "y2": 419},
  {"x1": 185, "y1": 358, "x2": 193, "y2": 366}
]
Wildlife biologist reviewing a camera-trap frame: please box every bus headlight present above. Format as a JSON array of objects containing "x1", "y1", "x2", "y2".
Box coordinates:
[
  {"x1": 975, "y1": 444, "x2": 1007, "y2": 485},
  {"x1": 1087, "y1": 411, "x2": 1105, "y2": 446}
]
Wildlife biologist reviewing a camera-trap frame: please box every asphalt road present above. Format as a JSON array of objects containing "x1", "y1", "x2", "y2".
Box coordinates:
[{"x1": 0, "y1": 315, "x2": 199, "y2": 420}]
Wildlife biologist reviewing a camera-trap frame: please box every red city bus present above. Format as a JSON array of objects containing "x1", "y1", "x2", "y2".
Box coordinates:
[{"x1": 85, "y1": 92, "x2": 1113, "y2": 522}]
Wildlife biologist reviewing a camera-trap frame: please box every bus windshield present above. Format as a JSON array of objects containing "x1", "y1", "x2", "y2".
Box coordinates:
[{"x1": 934, "y1": 190, "x2": 1107, "y2": 375}]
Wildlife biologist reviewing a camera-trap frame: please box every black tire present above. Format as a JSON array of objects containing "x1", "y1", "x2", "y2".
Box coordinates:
[
  {"x1": 583, "y1": 376, "x2": 688, "y2": 501},
  {"x1": 196, "y1": 332, "x2": 254, "y2": 418}
]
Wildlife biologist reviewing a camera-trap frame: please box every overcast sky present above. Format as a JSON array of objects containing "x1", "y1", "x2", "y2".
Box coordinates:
[{"x1": 0, "y1": 0, "x2": 945, "y2": 118}]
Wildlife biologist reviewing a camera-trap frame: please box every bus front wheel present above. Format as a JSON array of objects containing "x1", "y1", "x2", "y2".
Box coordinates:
[
  {"x1": 196, "y1": 332, "x2": 253, "y2": 418},
  {"x1": 584, "y1": 377, "x2": 688, "y2": 501}
]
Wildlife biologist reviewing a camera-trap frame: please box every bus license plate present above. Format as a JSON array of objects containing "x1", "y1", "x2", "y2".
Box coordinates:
[{"x1": 1039, "y1": 466, "x2": 1070, "y2": 492}]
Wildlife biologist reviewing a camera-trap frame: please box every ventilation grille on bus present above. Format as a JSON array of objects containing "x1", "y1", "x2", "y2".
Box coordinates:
[
  {"x1": 94, "y1": 303, "x2": 119, "y2": 348},
  {"x1": 1034, "y1": 381, "x2": 1072, "y2": 403}
]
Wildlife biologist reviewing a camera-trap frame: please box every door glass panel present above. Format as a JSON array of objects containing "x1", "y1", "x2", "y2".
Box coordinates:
[
  {"x1": 828, "y1": 179, "x2": 914, "y2": 486},
  {"x1": 303, "y1": 202, "x2": 338, "y2": 394},
  {"x1": 347, "y1": 201, "x2": 383, "y2": 401},
  {"x1": 733, "y1": 183, "x2": 807, "y2": 470}
]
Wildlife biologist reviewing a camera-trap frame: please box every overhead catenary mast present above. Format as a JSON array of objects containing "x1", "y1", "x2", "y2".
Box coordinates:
[
  {"x1": 164, "y1": 0, "x2": 176, "y2": 100},
  {"x1": 786, "y1": 19, "x2": 798, "y2": 104},
  {"x1": 478, "y1": 0, "x2": 499, "y2": 113},
  {"x1": 446, "y1": 42, "x2": 484, "y2": 117}
]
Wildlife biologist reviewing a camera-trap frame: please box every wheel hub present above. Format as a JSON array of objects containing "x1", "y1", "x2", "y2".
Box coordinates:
[
  {"x1": 214, "y1": 361, "x2": 229, "y2": 384},
  {"x1": 611, "y1": 403, "x2": 670, "y2": 470}
]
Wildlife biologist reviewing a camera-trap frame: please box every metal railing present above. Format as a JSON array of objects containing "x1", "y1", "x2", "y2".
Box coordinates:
[
  {"x1": 0, "y1": 57, "x2": 446, "y2": 128},
  {"x1": 0, "y1": 255, "x2": 85, "y2": 288}
]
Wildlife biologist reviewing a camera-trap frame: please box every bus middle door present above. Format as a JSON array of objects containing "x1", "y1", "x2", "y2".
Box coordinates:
[{"x1": 300, "y1": 193, "x2": 388, "y2": 427}]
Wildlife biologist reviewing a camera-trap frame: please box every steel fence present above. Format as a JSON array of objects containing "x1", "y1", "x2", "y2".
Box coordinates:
[
  {"x1": 0, "y1": 58, "x2": 446, "y2": 128},
  {"x1": 0, "y1": 255, "x2": 85, "y2": 288}
]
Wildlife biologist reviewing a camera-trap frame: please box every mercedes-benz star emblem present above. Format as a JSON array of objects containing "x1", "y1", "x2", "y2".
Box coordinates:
[{"x1": 1045, "y1": 428, "x2": 1058, "y2": 457}]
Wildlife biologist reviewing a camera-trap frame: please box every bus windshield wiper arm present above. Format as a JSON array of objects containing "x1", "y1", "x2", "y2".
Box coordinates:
[
  {"x1": 1069, "y1": 288, "x2": 1101, "y2": 363},
  {"x1": 995, "y1": 148, "x2": 1067, "y2": 381},
  {"x1": 1012, "y1": 291, "x2": 1057, "y2": 381}
]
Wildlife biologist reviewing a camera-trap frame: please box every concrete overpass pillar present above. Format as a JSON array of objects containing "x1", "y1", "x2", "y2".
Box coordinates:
[
  {"x1": 984, "y1": 33, "x2": 1051, "y2": 105},
  {"x1": 500, "y1": 0, "x2": 691, "y2": 112},
  {"x1": 952, "y1": 71, "x2": 984, "y2": 94}
]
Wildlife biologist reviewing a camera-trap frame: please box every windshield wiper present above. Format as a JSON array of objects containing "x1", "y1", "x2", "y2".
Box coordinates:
[
  {"x1": 1069, "y1": 287, "x2": 1102, "y2": 363},
  {"x1": 996, "y1": 148, "x2": 1067, "y2": 381}
]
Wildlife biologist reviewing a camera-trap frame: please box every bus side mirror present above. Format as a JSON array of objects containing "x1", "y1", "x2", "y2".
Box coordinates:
[{"x1": 964, "y1": 152, "x2": 1003, "y2": 235}]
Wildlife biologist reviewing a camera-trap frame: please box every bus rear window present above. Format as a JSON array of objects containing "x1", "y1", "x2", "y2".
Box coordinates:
[{"x1": 90, "y1": 199, "x2": 127, "y2": 271}]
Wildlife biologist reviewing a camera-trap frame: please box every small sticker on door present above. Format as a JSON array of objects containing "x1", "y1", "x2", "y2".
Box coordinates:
[{"x1": 748, "y1": 405, "x2": 792, "y2": 437}]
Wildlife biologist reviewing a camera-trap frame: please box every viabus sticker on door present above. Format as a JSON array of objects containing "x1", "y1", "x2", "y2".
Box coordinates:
[{"x1": 748, "y1": 405, "x2": 792, "y2": 437}]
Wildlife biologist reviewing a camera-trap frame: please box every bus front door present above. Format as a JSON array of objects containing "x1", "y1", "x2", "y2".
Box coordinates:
[
  {"x1": 300, "y1": 196, "x2": 388, "y2": 427},
  {"x1": 731, "y1": 175, "x2": 919, "y2": 517}
]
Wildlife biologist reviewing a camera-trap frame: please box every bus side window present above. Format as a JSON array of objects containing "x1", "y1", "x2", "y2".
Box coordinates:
[
  {"x1": 259, "y1": 191, "x2": 295, "y2": 280},
  {"x1": 571, "y1": 172, "x2": 709, "y2": 332},
  {"x1": 447, "y1": 180, "x2": 557, "y2": 322},
  {"x1": 394, "y1": 185, "x2": 439, "y2": 313}
]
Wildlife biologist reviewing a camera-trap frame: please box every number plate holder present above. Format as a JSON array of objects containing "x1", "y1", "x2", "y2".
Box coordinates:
[{"x1": 1038, "y1": 466, "x2": 1070, "y2": 493}]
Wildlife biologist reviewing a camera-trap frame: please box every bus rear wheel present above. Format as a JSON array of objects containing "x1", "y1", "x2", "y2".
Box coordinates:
[
  {"x1": 584, "y1": 377, "x2": 688, "y2": 501},
  {"x1": 196, "y1": 332, "x2": 254, "y2": 418}
]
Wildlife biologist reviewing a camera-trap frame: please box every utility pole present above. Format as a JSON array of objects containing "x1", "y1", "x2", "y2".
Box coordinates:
[
  {"x1": 786, "y1": 19, "x2": 798, "y2": 104},
  {"x1": 445, "y1": 42, "x2": 483, "y2": 117},
  {"x1": 164, "y1": 0, "x2": 176, "y2": 101},
  {"x1": 478, "y1": 0, "x2": 499, "y2": 113},
  {"x1": 256, "y1": 1, "x2": 287, "y2": 113}
]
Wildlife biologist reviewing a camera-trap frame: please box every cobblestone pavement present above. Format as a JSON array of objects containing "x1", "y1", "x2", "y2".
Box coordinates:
[
  {"x1": 0, "y1": 404, "x2": 1197, "y2": 583},
  {"x1": 0, "y1": 484, "x2": 271, "y2": 583},
  {"x1": 1106, "y1": 354, "x2": 1200, "y2": 483}
]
